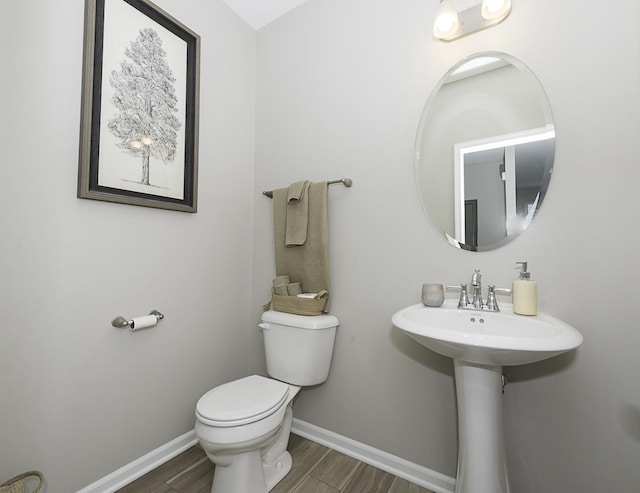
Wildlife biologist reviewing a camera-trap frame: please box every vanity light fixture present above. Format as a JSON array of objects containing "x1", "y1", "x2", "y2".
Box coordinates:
[
  {"x1": 433, "y1": 0, "x2": 460, "y2": 40},
  {"x1": 433, "y1": 0, "x2": 512, "y2": 41},
  {"x1": 481, "y1": 0, "x2": 512, "y2": 20}
]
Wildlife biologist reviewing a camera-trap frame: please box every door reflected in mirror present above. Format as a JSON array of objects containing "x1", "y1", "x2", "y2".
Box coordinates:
[{"x1": 415, "y1": 53, "x2": 555, "y2": 251}]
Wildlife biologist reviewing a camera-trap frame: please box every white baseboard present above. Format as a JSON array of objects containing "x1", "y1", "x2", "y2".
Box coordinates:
[
  {"x1": 75, "y1": 430, "x2": 198, "y2": 493},
  {"x1": 292, "y1": 418, "x2": 455, "y2": 493},
  {"x1": 77, "y1": 421, "x2": 455, "y2": 493}
]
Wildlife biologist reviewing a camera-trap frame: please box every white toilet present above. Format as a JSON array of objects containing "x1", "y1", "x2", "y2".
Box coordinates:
[{"x1": 195, "y1": 309, "x2": 339, "y2": 493}]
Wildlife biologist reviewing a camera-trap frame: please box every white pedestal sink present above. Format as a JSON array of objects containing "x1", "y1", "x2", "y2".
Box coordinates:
[{"x1": 392, "y1": 300, "x2": 583, "y2": 493}]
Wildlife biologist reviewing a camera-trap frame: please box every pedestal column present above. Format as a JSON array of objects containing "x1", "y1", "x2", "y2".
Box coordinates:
[{"x1": 453, "y1": 360, "x2": 510, "y2": 493}]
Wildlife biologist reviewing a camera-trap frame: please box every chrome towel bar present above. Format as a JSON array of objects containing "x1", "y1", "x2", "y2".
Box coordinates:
[{"x1": 262, "y1": 178, "x2": 352, "y2": 198}]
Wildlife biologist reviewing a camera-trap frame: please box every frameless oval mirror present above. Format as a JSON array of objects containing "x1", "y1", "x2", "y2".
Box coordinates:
[{"x1": 415, "y1": 52, "x2": 555, "y2": 251}]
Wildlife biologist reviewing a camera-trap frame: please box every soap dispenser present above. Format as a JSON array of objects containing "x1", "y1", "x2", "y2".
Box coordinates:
[{"x1": 512, "y1": 261, "x2": 537, "y2": 315}]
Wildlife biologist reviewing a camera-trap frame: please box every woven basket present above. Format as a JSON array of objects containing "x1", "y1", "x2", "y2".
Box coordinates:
[
  {"x1": 0, "y1": 471, "x2": 43, "y2": 493},
  {"x1": 271, "y1": 291, "x2": 328, "y2": 316}
]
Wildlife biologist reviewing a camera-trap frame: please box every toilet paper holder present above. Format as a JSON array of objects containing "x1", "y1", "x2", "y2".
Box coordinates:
[{"x1": 111, "y1": 310, "x2": 164, "y2": 330}]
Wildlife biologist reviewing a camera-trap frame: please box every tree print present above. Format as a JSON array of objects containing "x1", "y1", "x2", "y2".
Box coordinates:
[{"x1": 108, "y1": 28, "x2": 182, "y2": 186}]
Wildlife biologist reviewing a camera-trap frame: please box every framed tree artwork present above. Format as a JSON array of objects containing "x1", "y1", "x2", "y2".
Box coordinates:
[{"x1": 78, "y1": 0, "x2": 200, "y2": 212}]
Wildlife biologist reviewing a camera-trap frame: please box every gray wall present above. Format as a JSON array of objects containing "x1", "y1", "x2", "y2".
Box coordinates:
[
  {"x1": 250, "y1": 0, "x2": 640, "y2": 491},
  {"x1": 0, "y1": 1, "x2": 256, "y2": 492}
]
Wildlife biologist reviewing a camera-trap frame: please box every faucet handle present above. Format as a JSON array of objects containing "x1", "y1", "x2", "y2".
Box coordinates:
[
  {"x1": 486, "y1": 287, "x2": 512, "y2": 312},
  {"x1": 486, "y1": 285, "x2": 499, "y2": 311},
  {"x1": 446, "y1": 284, "x2": 470, "y2": 308},
  {"x1": 459, "y1": 284, "x2": 470, "y2": 308},
  {"x1": 460, "y1": 284, "x2": 470, "y2": 307},
  {"x1": 493, "y1": 287, "x2": 512, "y2": 296}
]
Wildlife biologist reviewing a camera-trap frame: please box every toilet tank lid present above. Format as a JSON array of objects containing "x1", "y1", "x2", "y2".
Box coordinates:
[{"x1": 261, "y1": 310, "x2": 339, "y2": 329}]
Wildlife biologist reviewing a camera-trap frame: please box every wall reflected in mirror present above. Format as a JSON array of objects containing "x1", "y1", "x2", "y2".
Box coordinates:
[{"x1": 415, "y1": 52, "x2": 555, "y2": 251}]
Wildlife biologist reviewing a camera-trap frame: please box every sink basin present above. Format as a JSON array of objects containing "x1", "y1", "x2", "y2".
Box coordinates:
[{"x1": 392, "y1": 299, "x2": 583, "y2": 366}]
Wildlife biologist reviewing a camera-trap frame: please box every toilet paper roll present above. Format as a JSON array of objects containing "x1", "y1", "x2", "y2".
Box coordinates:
[{"x1": 130, "y1": 314, "x2": 158, "y2": 331}]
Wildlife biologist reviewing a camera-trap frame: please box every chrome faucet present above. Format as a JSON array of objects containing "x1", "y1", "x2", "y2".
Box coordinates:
[
  {"x1": 471, "y1": 270, "x2": 483, "y2": 309},
  {"x1": 448, "y1": 270, "x2": 511, "y2": 312}
]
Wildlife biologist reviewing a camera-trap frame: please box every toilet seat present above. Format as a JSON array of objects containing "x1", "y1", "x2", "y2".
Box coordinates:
[{"x1": 196, "y1": 375, "x2": 289, "y2": 428}]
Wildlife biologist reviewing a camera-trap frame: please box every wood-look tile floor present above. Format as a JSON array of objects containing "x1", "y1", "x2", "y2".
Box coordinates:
[{"x1": 116, "y1": 434, "x2": 435, "y2": 493}]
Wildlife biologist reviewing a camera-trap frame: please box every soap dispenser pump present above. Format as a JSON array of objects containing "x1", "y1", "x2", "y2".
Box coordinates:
[{"x1": 512, "y1": 261, "x2": 537, "y2": 315}]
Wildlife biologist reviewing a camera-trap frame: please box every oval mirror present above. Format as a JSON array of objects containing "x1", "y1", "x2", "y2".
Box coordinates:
[{"x1": 415, "y1": 52, "x2": 555, "y2": 251}]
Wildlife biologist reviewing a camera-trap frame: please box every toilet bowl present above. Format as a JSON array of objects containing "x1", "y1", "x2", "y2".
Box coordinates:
[
  {"x1": 194, "y1": 310, "x2": 339, "y2": 493},
  {"x1": 196, "y1": 375, "x2": 300, "y2": 492}
]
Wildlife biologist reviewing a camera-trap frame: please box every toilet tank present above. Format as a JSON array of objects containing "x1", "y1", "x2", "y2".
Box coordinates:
[{"x1": 260, "y1": 310, "x2": 339, "y2": 386}]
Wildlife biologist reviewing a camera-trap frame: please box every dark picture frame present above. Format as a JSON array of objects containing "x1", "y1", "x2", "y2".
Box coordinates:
[{"x1": 78, "y1": 0, "x2": 200, "y2": 212}]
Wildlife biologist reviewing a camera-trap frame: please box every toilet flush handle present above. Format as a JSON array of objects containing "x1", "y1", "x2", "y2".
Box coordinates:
[{"x1": 258, "y1": 323, "x2": 270, "y2": 330}]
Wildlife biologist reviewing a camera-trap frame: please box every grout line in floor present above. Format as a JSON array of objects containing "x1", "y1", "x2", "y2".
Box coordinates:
[
  {"x1": 288, "y1": 446, "x2": 333, "y2": 493},
  {"x1": 334, "y1": 459, "x2": 361, "y2": 492},
  {"x1": 166, "y1": 456, "x2": 209, "y2": 485}
]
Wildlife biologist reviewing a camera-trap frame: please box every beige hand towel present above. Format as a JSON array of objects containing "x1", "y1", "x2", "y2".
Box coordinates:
[
  {"x1": 287, "y1": 180, "x2": 309, "y2": 203},
  {"x1": 286, "y1": 282, "x2": 302, "y2": 295},
  {"x1": 273, "y1": 181, "x2": 331, "y2": 311},
  {"x1": 285, "y1": 180, "x2": 310, "y2": 246},
  {"x1": 272, "y1": 275, "x2": 290, "y2": 287}
]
